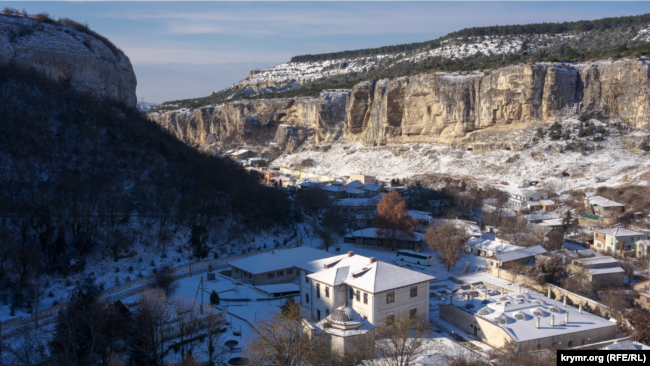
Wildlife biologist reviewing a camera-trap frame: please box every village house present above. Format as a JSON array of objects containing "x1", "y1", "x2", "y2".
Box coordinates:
[
  {"x1": 334, "y1": 195, "x2": 383, "y2": 218},
  {"x1": 439, "y1": 290, "x2": 617, "y2": 351},
  {"x1": 296, "y1": 251, "x2": 436, "y2": 325},
  {"x1": 486, "y1": 245, "x2": 547, "y2": 268},
  {"x1": 407, "y1": 210, "x2": 433, "y2": 229},
  {"x1": 322, "y1": 184, "x2": 347, "y2": 198},
  {"x1": 592, "y1": 228, "x2": 648, "y2": 256},
  {"x1": 465, "y1": 237, "x2": 523, "y2": 258},
  {"x1": 508, "y1": 190, "x2": 550, "y2": 210},
  {"x1": 584, "y1": 196, "x2": 625, "y2": 218},
  {"x1": 363, "y1": 183, "x2": 383, "y2": 197},
  {"x1": 540, "y1": 200, "x2": 557, "y2": 212},
  {"x1": 569, "y1": 256, "x2": 625, "y2": 286},
  {"x1": 349, "y1": 174, "x2": 377, "y2": 185},
  {"x1": 263, "y1": 170, "x2": 279, "y2": 182},
  {"x1": 228, "y1": 247, "x2": 334, "y2": 289},
  {"x1": 345, "y1": 188, "x2": 366, "y2": 199},
  {"x1": 344, "y1": 228, "x2": 427, "y2": 252},
  {"x1": 430, "y1": 219, "x2": 482, "y2": 238}
]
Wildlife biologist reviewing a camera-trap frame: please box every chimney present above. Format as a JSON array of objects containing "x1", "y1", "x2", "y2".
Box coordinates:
[
  {"x1": 579, "y1": 303, "x2": 583, "y2": 314},
  {"x1": 518, "y1": 285, "x2": 521, "y2": 294},
  {"x1": 565, "y1": 312, "x2": 569, "y2": 324},
  {"x1": 550, "y1": 315, "x2": 555, "y2": 327},
  {"x1": 369, "y1": 257, "x2": 376, "y2": 264},
  {"x1": 536, "y1": 316, "x2": 540, "y2": 329},
  {"x1": 547, "y1": 286, "x2": 552, "y2": 298},
  {"x1": 347, "y1": 251, "x2": 354, "y2": 257},
  {"x1": 563, "y1": 295, "x2": 567, "y2": 306}
]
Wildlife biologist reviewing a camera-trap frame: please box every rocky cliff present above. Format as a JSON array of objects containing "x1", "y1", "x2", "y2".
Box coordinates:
[
  {"x1": 153, "y1": 59, "x2": 650, "y2": 150},
  {"x1": 0, "y1": 13, "x2": 137, "y2": 108}
]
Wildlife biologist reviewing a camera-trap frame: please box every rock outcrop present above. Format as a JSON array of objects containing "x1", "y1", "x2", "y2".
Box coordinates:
[
  {"x1": 0, "y1": 14, "x2": 137, "y2": 108},
  {"x1": 153, "y1": 59, "x2": 650, "y2": 149}
]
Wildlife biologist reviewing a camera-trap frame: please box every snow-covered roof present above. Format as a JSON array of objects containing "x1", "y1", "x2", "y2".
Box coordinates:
[
  {"x1": 345, "y1": 188, "x2": 366, "y2": 194},
  {"x1": 345, "y1": 180, "x2": 365, "y2": 189},
  {"x1": 228, "y1": 247, "x2": 334, "y2": 274},
  {"x1": 307, "y1": 257, "x2": 436, "y2": 293},
  {"x1": 523, "y1": 214, "x2": 552, "y2": 221},
  {"x1": 540, "y1": 200, "x2": 555, "y2": 206},
  {"x1": 494, "y1": 245, "x2": 547, "y2": 263},
  {"x1": 407, "y1": 210, "x2": 432, "y2": 221},
  {"x1": 430, "y1": 219, "x2": 481, "y2": 237},
  {"x1": 363, "y1": 184, "x2": 382, "y2": 192},
  {"x1": 574, "y1": 256, "x2": 619, "y2": 267},
  {"x1": 322, "y1": 185, "x2": 347, "y2": 192},
  {"x1": 595, "y1": 227, "x2": 646, "y2": 237},
  {"x1": 518, "y1": 189, "x2": 536, "y2": 197},
  {"x1": 298, "y1": 181, "x2": 318, "y2": 188},
  {"x1": 466, "y1": 237, "x2": 523, "y2": 253},
  {"x1": 347, "y1": 228, "x2": 425, "y2": 241},
  {"x1": 587, "y1": 196, "x2": 625, "y2": 207},
  {"x1": 334, "y1": 194, "x2": 383, "y2": 207},
  {"x1": 455, "y1": 291, "x2": 616, "y2": 342},
  {"x1": 254, "y1": 283, "x2": 300, "y2": 294},
  {"x1": 542, "y1": 219, "x2": 563, "y2": 226},
  {"x1": 603, "y1": 340, "x2": 650, "y2": 350},
  {"x1": 584, "y1": 192, "x2": 596, "y2": 197},
  {"x1": 588, "y1": 267, "x2": 625, "y2": 276}
]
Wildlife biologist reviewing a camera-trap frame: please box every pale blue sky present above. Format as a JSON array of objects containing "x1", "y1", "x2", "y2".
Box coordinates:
[{"x1": 6, "y1": 2, "x2": 650, "y2": 103}]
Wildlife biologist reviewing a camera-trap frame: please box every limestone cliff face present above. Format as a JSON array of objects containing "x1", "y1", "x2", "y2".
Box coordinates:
[
  {"x1": 153, "y1": 91, "x2": 346, "y2": 149},
  {"x1": 154, "y1": 59, "x2": 650, "y2": 149},
  {"x1": 0, "y1": 14, "x2": 137, "y2": 108}
]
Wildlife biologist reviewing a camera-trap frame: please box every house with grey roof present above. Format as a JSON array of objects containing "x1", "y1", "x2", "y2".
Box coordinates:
[
  {"x1": 297, "y1": 251, "x2": 435, "y2": 325},
  {"x1": 509, "y1": 189, "x2": 549, "y2": 211},
  {"x1": 487, "y1": 245, "x2": 547, "y2": 269},
  {"x1": 593, "y1": 227, "x2": 647, "y2": 256},
  {"x1": 584, "y1": 195, "x2": 625, "y2": 218}
]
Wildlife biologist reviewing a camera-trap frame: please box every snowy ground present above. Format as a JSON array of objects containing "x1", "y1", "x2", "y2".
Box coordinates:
[{"x1": 275, "y1": 120, "x2": 650, "y2": 190}]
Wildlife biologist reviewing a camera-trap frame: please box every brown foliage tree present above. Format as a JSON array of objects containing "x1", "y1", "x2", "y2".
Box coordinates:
[
  {"x1": 373, "y1": 191, "x2": 414, "y2": 251},
  {"x1": 425, "y1": 221, "x2": 467, "y2": 271}
]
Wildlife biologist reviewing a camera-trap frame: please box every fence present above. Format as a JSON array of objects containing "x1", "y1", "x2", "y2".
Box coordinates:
[{"x1": 1, "y1": 237, "x2": 302, "y2": 335}]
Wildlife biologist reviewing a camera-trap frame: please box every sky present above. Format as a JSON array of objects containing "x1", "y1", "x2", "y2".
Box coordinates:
[{"x1": 7, "y1": 2, "x2": 650, "y2": 104}]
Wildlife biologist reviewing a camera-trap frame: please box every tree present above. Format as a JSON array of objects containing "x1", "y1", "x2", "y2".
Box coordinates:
[
  {"x1": 561, "y1": 210, "x2": 573, "y2": 233},
  {"x1": 189, "y1": 224, "x2": 209, "y2": 259},
  {"x1": 209, "y1": 290, "x2": 220, "y2": 305},
  {"x1": 621, "y1": 309, "x2": 650, "y2": 344},
  {"x1": 245, "y1": 300, "x2": 331, "y2": 366},
  {"x1": 373, "y1": 191, "x2": 414, "y2": 251},
  {"x1": 204, "y1": 307, "x2": 228, "y2": 366},
  {"x1": 545, "y1": 231, "x2": 564, "y2": 251},
  {"x1": 425, "y1": 221, "x2": 466, "y2": 271},
  {"x1": 129, "y1": 288, "x2": 171, "y2": 366},
  {"x1": 499, "y1": 217, "x2": 531, "y2": 248},
  {"x1": 374, "y1": 312, "x2": 431, "y2": 366},
  {"x1": 150, "y1": 264, "x2": 179, "y2": 297},
  {"x1": 172, "y1": 297, "x2": 203, "y2": 364}
]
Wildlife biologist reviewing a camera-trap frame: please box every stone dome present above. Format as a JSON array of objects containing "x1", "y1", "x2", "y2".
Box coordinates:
[
  {"x1": 329, "y1": 306, "x2": 362, "y2": 324},
  {"x1": 477, "y1": 307, "x2": 494, "y2": 316}
]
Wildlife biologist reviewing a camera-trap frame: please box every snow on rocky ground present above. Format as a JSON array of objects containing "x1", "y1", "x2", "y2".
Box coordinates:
[{"x1": 275, "y1": 121, "x2": 650, "y2": 191}]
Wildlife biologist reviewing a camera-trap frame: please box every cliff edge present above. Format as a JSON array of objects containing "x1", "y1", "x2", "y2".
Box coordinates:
[{"x1": 0, "y1": 13, "x2": 137, "y2": 108}]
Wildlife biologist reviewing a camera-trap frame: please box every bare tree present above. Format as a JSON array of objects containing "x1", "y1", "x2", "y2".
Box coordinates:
[
  {"x1": 245, "y1": 299, "x2": 331, "y2": 366},
  {"x1": 425, "y1": 221, "x2": 467, "y2": 271},
  {"x1": 203, "y1": 307, "x2": 228, "y2": 366},
  {"x1": 373, "y1": 312, "x2": 431, "y2": 366},
  {"x1": 499, "y1": 218, "x2": 531, "y2": 248},
  {"x1": 130, "y1": 288, "x2": 171, "y2": 366},
  {"x1": 172, "y1": 297, "x2": 203, "y2": 364}
]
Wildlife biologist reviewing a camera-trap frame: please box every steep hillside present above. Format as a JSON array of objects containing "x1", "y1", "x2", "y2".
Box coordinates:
[
  {"x1": 0, "y1": 10, "x2": 137, "y2": 108},
  {"x1": 154, "y1": 13, "x2": 650, "y2": 112}
]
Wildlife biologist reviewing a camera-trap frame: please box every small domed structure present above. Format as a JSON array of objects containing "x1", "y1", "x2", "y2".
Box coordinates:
[
  {"x1": 478, "y1": 307, "x2": 494, "y2": 315},
  {"x1": 549, "y1": 305, "x2": 560, "y2": 313},
  {"x1": 494, "y1": 312, "x2": 510, "y2": 325},
  {"x1": 329, "y1": 306, "x2": 362, "y2": 324}
]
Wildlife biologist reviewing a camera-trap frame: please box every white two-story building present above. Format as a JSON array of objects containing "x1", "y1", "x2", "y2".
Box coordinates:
[{"x1": 295, "y1": 251, "x2": 436, "y2": 325}]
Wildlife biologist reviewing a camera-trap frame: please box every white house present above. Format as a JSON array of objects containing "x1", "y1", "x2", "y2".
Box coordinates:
[
  {"x1": 296, "y1": 252, "x2": 435, "y2": 325},
  {"x1": 509, "y1": 189, "x2": 549, "y2": 210}
]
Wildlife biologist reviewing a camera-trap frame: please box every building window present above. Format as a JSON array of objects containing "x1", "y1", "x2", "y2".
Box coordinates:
[
  {"x1": 568, "y1": 341, "x2": 573, "y2": 347},
  {"x1": 325, "y1": 287, "x2": 330, "y2": 298},
  {"x1": 305, "y1": 276, "x2": 309, "y2": 283},
  {"x1": 363, "y1": 316, "x2": 368, "y2": 320},
  {"x1": 409, "y1": 308, "x2": 417, "y2": 319},
  {"x1": 235, "y1": 268, "x2": 239, "y2": 273},
  {"x1": 267, "y1": 273, "x2": 275, "y2": 279},
  {"x1": 356, "y1": 290, "x2": 360, "y2": 302},
  {"x1": 363, "y1": 293, "x2": 368, "y2": 304},
  {"x1": 326, "y1": 309, "x2": 329, "y2": 317},
  {"x1": 410, "y1": 285, "x2": 418, "y2": 298},
  {"x1": 317, "y1": 309, "x2": 321, "y2": 320},
  {"x1": 317, "y1": 283, "x2": 321, "y2": 298},
  {"x1": 350, "y1": 288, "x2": 354, "y2": 299},
  {"x1": 287, "y1": 268, "x2": 293, "y2": 275},
  {"x1": 277, "y1": 270, "x2": 284, "y2": 277},
  {"x1": 306, "y1": 294, "x2": 309, "y2": 303},
  {"x1": 387, "y1": 292, "x2": 395, "y2": 304}
]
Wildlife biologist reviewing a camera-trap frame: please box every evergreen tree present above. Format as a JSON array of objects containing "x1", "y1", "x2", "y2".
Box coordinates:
[{"x1": 210, "y1": 290, "x2": 220, "y2": 306}]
